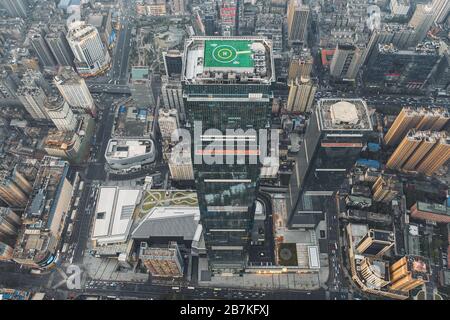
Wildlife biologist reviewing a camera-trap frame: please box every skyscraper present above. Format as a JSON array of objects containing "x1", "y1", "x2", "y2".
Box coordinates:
[
  {"x1": 28, "y1": 27, "x2": 57, "y2": 69},
  {"x1": 66, "y1": 21, "x2": 111, "y2": 77},
  {"x1": 356, "y1": 229, "x2": 395, "y2": 257},
  {"x1": 287, "y1": 98, "x2": 373, "y2": 223},
  {"x1": 286, "y1": 76, "x2": 316, "y2": 113},
  {"x1": 182, "y1": 37, "x2": 274, "y2": 272},
  {"x1": 288, "y1": 49, "x2": 313, "y2": 81},
  {"x1": 44, "y1": 95, "x2": 78, "y2": 132},
  {"x1": 0, "y1": 0, "x2": 28, "y2": 18},
  {"x1": 45, "y1": 29, "x2": 75, "y2": 67},
  {"x1": 372, "y1": 175, "x2": 402, "y2": 203},
  {"x1": 163, "y1": 50, "x2": 183, "y2": 78},
  {"x1": 415, "y1": 133, "x2": 450, "y2": 176},
  {"x1": 54, "y1": 67, "x2": 96, "y2": 115},
  {"x1": 16, "y1": 70, "x2": 50, "y2": 120},
  {"x1": 330, "y1": 43, "x2": 364, "y2": 81},
  {"x1": 287, "y1": 0, "x2": 310, "y2": 46},
  {"x1": 0, "y1": 167, "x2": 32, "y2": 208},
  {"x1": 408, "y1": 4, "x2": 434, "y2": 43},
  {"x1": 432, "y1": 0, "x2": 450, "y2": 23},
  {"x1": 390, "y1": 255, "x2": 430, "y2": 292},
  {"x1": 384, "y1": 107, "x2": 449, "y2": 146},
  {"x1": 219, "y1": 0, "x2": 238, "y2": 36}
]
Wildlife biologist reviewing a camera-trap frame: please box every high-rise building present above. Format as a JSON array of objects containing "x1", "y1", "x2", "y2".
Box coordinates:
[
  {"x1": 66, "y1": 22, "x2": 111, "y2": 77},
  {"x1": 0, "y1": 70, "x2": 19, "y2": 100},
  {"x1": 163, "y1": 50, "x2": 183, "y2": 78},
  {"x1": 0, "y1": 207, "x2": 21, "y2": 238},
  {"x1": 219, "y1": 0, "x2": 238, "y2": 36},
  {"x1": 287, "y1": 0, "x2": 310, "y2": 45},
  {"x1": 161, "y1": 75, "x2": 185, "y2": 122},
  {"x1": 287, "y1": 99, "x2": 373, "y2": 223},
  {"x1": 182, "y1": 37, "x2": 274, "y2": 272},
  {"x1": 415, "y1": 132, "x2": 450, "y2": 175},
  {"x1": 0, "y1": 167, "x2": 32, "y2": 208},
  {"x1": 408, "y1": 4, "x2": 434, "y2": 43},
  {"x1": 129, "y1": 66, "x2": 155, "y2": 108},
  {"x1": 365, "y1": 42, "x2": 441, "y2": 94},
  {"x1": 44, "y1": 95, "x2": 78, "y2": 132},
  {"x1": 16, "y1": 70, "x2": 50, "y2": 120},
  {"x1": 28, "y1": 27, "x2": 57, "y2": 69},
  {"x1": 168, "y1": 142, "x2": 194, "y2": 181},
  {"x1": 158, "y1": 108, "x2": 179, "y2": 139},
  {"x1": 288, "y1": 49, "x2": 313, "y2": 81},
  {"x1": 286, "y1": 76, "x2": 316, "y2": 113},
  {"x1": 432, "y1": 0, "x2": 450, "y2": 23},
  {"x1": 54, "y1": 67, "x2": 96, "y2": 115},
  {"x1": 0, "y1": 0, "x2": 28, "y2": 18},
  {"x1": 45, "y1": 29, "x2": 75, "y2": 67},
  {"x1": 170, "y1": 0, "x2": 185, "y2": 15},
  {"x1": 362, "y1": 23, "x2": 416, "y2": 65},
  {"x1": 359, "y1": 258, "x2": 390, "y2": 289},
  {"x1": 390, "y1": 255, "x2": 430, "y2": 292},
  {"x1": 372, "y1": 175, "x2": 402, "y2": 203},
  {"x1": 390, "y1": 0, "x2": 410, "y2": 17},
  {"x1": 0, "y1": 241, "x2": 14, "y2": 261},
  {"x1": 356, "y1": 229, "x2": 395, "y2": 257},
  {"x1": 330, "y1": 43, "x2": 364, "y2": 81},
  {"x1": 384, "y1": 107, "x2": 449, "y2": 146}
]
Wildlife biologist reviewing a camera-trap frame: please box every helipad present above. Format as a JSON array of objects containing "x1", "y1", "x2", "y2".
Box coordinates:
[{"x1": 204, "y1": 40, "x2": 254, "y2": 68}]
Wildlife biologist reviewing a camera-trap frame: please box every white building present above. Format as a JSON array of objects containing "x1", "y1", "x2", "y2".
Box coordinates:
[
  {"x1": 287, "y1": 76, "x2": 316, "y2": 113},
  {"x1": 330, "y1": 43, "x2": 364, "y2": 81},
  {"x1": 92, "y1": 187, "x2": 141, "y2": 246},
  {"x1": 105, "y1": 138, "x2": 156, "y2": 172},
  {"x1": 54, "y1": 67, "x2": 95, "y2": 114},
  {"x1": 390, "y1": 0, "x2": 410, "y2": 17},
  {"x1": 44, "y1": 95, "x2": 77, "y2": 132},
  {"x1": 66, "y1": 21, "x2": 110, "y2": 77},
  {"x1": 16, "y1": 70, "x2": 49, "y2": 120}
]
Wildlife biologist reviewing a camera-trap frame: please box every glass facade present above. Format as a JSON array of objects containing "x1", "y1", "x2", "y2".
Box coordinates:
[{"x1": 184, "y1": 82, "x2": 273, "y2": 272}]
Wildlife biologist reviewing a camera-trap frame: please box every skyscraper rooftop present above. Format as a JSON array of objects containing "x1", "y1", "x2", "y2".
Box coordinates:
[
  {"x1": 183, "y1": 36, "x2": 274, "y2": 84},
  {"x1": 317, "y1": 98, "x2": 373, "y2": 131}
]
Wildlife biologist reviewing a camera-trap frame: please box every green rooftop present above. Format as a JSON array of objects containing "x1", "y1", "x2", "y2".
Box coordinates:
[{"x1": 204, "y1": 40, "x2": 254, "y2": 68}]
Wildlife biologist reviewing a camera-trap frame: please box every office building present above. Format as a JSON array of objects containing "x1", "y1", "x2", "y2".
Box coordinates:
[
  {"x1": 182, "y1": 37, "x2": 274, "y2": 272},
  {"x1": 286, "y1": 76, "x2": 316, "y2": 113},
  {"x1": 408, "y1": 4, "x2": 434, "y2": 43},
  {"x1": 356, "y1": 229, "x2": 395, "y2": 257},
  {"x1": 0, "y1": 207, "x2": 21, "y2": 238},
  {"x1": 288, "y1": 49, "x2": 313, "y2": 81},
  {"x1": 0, "y1": 0, "x2": 28, "y2": 18},
  {"x1": 410, "y1": 201, "x2": 450, "y2": 223},
  {"x1": 364, "y1": 42, "x2": 440, "y2": 94},
  {"x1": 330, "y1": 43, "x2": 364, "y2": 81},
  {"x1": 158, "y1": 108, "x2": 179, "y2": 140},
  {"x1": 139, "y1": 242, "x2": 184, "y2": 277},
  {"x1": 161, "y1": 76, "x2": 185, "y2": 122},
  {"x1": 390, "y1": 0, "x2": 410, "y2": 17},
  {"x1": 129, "y1": 66, "x2": 155, "y2": 108},
  {"x1": 362, "y1": 24, "x2": 416, "y2": 64},
  {"x1": 16, "y1": 71, "x2": 49, "y2": 120},
  {"x1": 372, "y1": 175, "x2": 402, "y2": 203},
  {"x1": 54, "y1": 67, "x2": 96, "y2": 114},
  {"x1": 45, "y1": 29, "x2": 75, "y2": 67},
  {"x1": 287, "y1": 0, "x2": 310, "y2": 45},
  {"x1": 28, "y1": 28, "x2": 57, "y2": 69},
  {"x1": 13, "y1": 157, "x2": 74, "y2": 269},
  {"x1": 66, "y1": 21, "x2": 111, "y2": 77},
  {"x1": 44, "y1": 95, "x2": 78, "y2": 132},
  {"x1": 384, "y1": 107, "x2": 450, "y2": 146},
  {"x1": 105, "y1": 138, "x2": 156, "y2": 173},
  {"x1": 390, "y1": 255, "x2": 430, "y2": 292},
  {"x1": 287, "y1": 99, "x2": 373, "y2": 222},
  {"x1": 163, "y1": 50, "x2": 183, "y2": 78}
]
